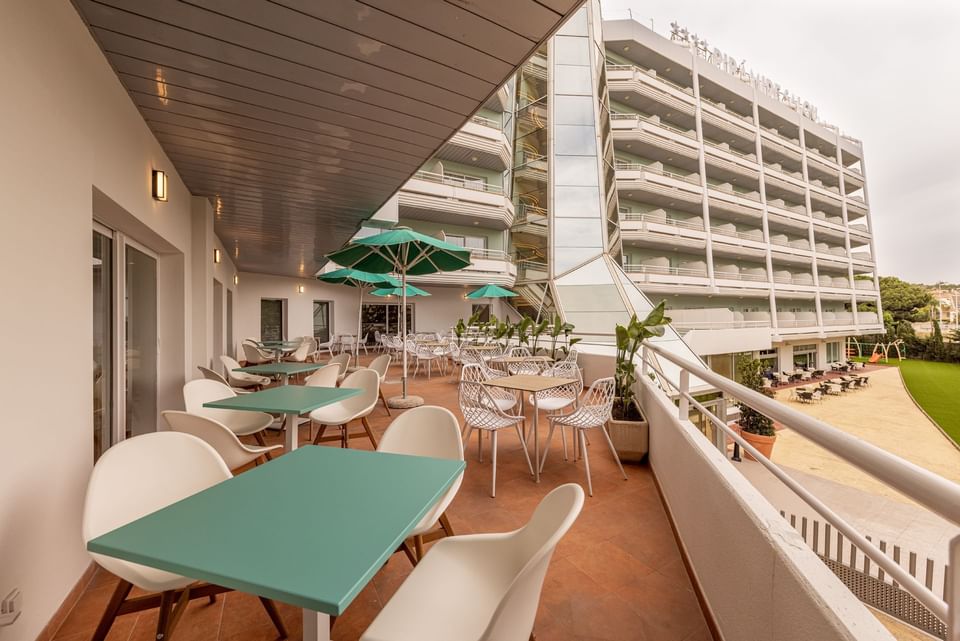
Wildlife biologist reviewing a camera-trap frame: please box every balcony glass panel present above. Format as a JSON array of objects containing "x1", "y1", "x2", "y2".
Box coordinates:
[
  {"x1": 554, "y1": 35, "x2": 590, "y2": 66},
  {"x1": 554, "y1": 125, "x2": 597, "y2": 155},
  {"x1": 555, "y1": 186, "x2": 601, "y2": 218}
]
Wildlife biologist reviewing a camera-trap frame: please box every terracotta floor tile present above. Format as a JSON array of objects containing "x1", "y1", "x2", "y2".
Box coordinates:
[{"x1": 56, "y1": 356, "x2": 708, "y2": 641}]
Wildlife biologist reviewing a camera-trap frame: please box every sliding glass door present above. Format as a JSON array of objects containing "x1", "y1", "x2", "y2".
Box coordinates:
[
  {"x1": 92, "y1": 225, "x2": 158, "y2": 458},
  {"x1": 361, "y1": 303, "x2": 414, "y2": 337},
  {"x1": 92, "y1": 230, "x2": 113, "y2": 461}
]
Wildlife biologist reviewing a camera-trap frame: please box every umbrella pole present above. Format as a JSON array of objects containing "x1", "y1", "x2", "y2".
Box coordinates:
[
  {"x1": 401, "y1": 268, "x2": 408, "y2": 398},
  {"x1": 357, "y1": 287, "x2": 364, "y2": 349}
]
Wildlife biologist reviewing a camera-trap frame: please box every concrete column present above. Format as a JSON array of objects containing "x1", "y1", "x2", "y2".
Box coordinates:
[
  {"x1": 797, "y1": 123, "x2": 824, "y2": 332},
  {"x1": 752, "y1": 91, "x2": 778, "y2": 334},
  {"x1": 190, "y1": 196, "x2": 215, "y2": 371},
  {"x1": 778, "y1": 344, "x2": 793, "y2": 371},
  {"x1": 689, "y1": 51, "x2": 715, "y2": 284},
  {"x1": 816, "y1": 341, "x2": 828, "y2": 369},
  {"x1": 834, "y1": 132, "x2": 859, "y2": 330}
]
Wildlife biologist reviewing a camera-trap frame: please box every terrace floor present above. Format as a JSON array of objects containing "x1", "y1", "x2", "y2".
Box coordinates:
[{"x1": 53, "y1": 355, "x2": 711, "y2": 641}]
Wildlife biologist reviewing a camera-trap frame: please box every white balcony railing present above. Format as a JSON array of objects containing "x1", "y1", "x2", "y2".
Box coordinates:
[
  {"x1": 412, "y1": 170, "x2": 503, "y2": 193},
  {"x1": 615, "y1": 162, "x2": 701, "y2": 185},
  {"x1": 469, "y1": 114, "x2": 501, "y2": 129},
  {"x1": 638, "y1": 341, "x2": 960, "y2": 635},
  {"x1": 621, "y1": 213, "x2": 704, "y2": 232},
  {"x1": 623, "y1": 264, "x2": 709, "y2": 278}
]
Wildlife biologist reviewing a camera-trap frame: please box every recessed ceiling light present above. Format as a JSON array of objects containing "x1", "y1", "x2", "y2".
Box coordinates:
[
  {"x1": 470, "y1": 156, "x2": 478, "y2": 161},
  {"x1": 623, "y1": 46, "x2": 630, "y2": 51}
]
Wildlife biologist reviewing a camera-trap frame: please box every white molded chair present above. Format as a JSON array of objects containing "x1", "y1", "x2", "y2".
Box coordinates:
[
  {"x1": 459, "y1": 379, "x2": 534, "y2": 497},
  {"x1": 183, "y1": 379, "x2": 274, "y2": 447},
  {"x1": 529, "y1": 362, "x2": 582, "y2": 446},
  {"x1": 162, "y1": 410, "x2": 281, "y2": 468},
  {"x1": 82, "y1": 432, "x2": 287, "y2": 641},
  {"x1": 196, "y1": 366, "x2": 252, "y2": 395},
  {"x1": 282, "y1": 338, "x2": 311, "y2": 363},
  {"x1": 461, "y1": 363, "x2": 517, "y2": 413},
  {"x1": 360, "y1": 484, "x2": 585, "y2": 641},
  {"x1": 305, "y1": 362, "x2": 341, "y2": 388},
  {"x1": 242, "y1": 341, "x2": 273, "y2": 365},
  {"x1": 367, "y1": 353, "x2": 393, "y2": 415},
  {"x1": 219, "y1": 355, "x2": 270, "y2": 389},
  {"x1": 309, "y1": 368, "x2": 380, "y2": 448},
  {"x1": 327, "y1": 352, "x2": 351, "y2": 383},
  {"x1": 413, "y1": 343, "x2": 444, "y2": 379},
  {"x1": 378, "y1": 406, "x2": 464, "y2": 563},
  {"x1": 541, "y1": 377, "x2": 626, "y2": 496}
]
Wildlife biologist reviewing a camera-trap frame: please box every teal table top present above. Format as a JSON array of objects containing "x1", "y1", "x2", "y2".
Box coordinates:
[
  {"x1": 235, "y1": 363, "x2": 325, "y2": 376},
  {"x1": 87, "y1": 447, "x2": 465, "y2": 614},
  {"x1": 203, "y1": 385, "x2": 360, "y2": 414}
]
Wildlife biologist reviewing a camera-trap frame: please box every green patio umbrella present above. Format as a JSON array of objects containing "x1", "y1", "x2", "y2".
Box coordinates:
[
  {"x1": 466, "y1": 283, "x2": 518, "y2": 299},
  {"x1": 317, "y1": 268, "x2": 399, "y2": 342},
  {"x1": 370, "y1": 284, "x2": 431, "y2": 298},
  {"x1": 327, "y1": 227, "x2": 471, "y2": 406}
]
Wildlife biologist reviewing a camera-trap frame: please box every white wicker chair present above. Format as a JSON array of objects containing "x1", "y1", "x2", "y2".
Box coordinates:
[
  {"x1": 458, "y1": 378, "x2": 534, "y2": 497},
  {"x1": 541, "y1": 377, "x2": 626, "y2": 496}
]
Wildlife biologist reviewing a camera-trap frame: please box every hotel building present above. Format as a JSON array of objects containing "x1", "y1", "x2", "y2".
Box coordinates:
[{"x1": 385, "y1": 14, "x2": 883, "y2": 377}]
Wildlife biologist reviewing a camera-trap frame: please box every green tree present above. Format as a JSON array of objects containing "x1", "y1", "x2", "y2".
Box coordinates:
[
  {"x1": 736, "y1": 358, "x2": 775, "y2": 437},
  {"x1": 926, "y1": 319, "x2": 945, "y2": 361},
  {"x1": 878, "y1": 276, "x2": 935, "y2": 323}
]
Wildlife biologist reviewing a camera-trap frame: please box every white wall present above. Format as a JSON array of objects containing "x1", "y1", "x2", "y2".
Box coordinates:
[
  {"x1": 0, "y1": 2, "x2": 220, "y2": 638},
  {"x1": 236, "y1": 274, "x2": 509, "y2": 348}
]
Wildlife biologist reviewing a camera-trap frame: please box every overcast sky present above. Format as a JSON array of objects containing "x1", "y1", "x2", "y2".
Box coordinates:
[{"x1": 600, "y1": 0, "x2": 960, "y2": 284}]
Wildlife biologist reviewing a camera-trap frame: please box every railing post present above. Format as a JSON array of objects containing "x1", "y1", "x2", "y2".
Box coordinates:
[
  {"x1": 716, "y1": 396, "x2": 728, "y2": 453},
  {"x1": 951, "y1": 535, "x2": 959, "y2": 641},
  {"x1": 640, "y1": 345, "x2": 648, "y2": 379},
  {"x1": 678, "y1": 369, "x2": 689, "y2": 420}
]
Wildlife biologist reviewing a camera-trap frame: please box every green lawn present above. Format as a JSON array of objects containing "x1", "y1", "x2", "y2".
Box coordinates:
[{"x1": 897, "y1": 359, "x2": 960, "y2": 446}]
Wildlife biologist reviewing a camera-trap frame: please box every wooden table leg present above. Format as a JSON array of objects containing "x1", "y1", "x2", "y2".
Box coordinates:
[{"x1": 303, "y1": 609, "x2": 331, "y2": 641}]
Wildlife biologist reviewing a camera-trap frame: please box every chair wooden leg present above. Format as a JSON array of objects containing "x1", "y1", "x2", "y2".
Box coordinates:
[
  {"x1": 164, "y1": 587, "x2": 191, "y2": 640},
  {"x1": 258, "y1": 596, "x2": 289, "y2": 638},
  {"x1": 341, "y1": 424, "x2": 349, "y2": 449},
  {"x1": 438, "y1": 512, "x2": 455, "y2": 536},
  {"x1": 361, "y1": 416, "x2": 378, "y2": 449},
  {"x1": 91, "y1": 579, "x2": 133, "y2": 641},
  {"x1": 312, "y1": 424, "x2": 327, "y2": 446},
  {"x1": 155, "y1": 590, "x2": 176, "y2": 641},
  {"x1": 379, "y1": 388, "x2": 392, "y2": 416},
  {"x1": 253, "y1": 432, "x2": 273, "y2": 461},
  {"x1": 400, "y1": 541, "x2": 418, "y2": 566},
  {"x1": 414, "y1": 535, "x2": 424, "y2": 561}
]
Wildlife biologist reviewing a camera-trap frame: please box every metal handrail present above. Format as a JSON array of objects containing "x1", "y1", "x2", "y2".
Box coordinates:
[
  {"x1": 468, "y1": 248, "x2": 513, "y2": 262},
  {"x1": 699, "y1": 94, "x2": 754, "y2": 124},
  {"x1": 710, "y1": 226, "x2": 764, "y2": 242},
  {"x1": 623, "y1": 264, "x2": 708, "y2": 278},
  {"x1": 611, "y1": 112, "x2": 698, "y2": 139},
  {"x1": 615, "y1": 163, "x2": 701, "y2": 185},
  {"x1": 470, "y1": 114, "x2": 501, "y2": 129},
  {"x1": 412, "y1": 170, "x2": 502, "y2": 193},
  {"x1": 715, "y1": 270, "x2": 768, "y2": 282},
  {"x1": 641, "y1": 340, "x2": 960, "y2": 623},
  {"x1": 621, "y1": 213, "x2": 705, "y2": 232},
  {"x1": 605, "y1": 63, "x2": 695, "y2": 95},
  {"x1": 703, "y1": 138, "x2": 755, "y2": 160}
]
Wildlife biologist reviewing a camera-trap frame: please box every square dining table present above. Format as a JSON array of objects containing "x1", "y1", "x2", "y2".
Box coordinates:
[
  {"x1": 234, "y1": 361, "x2": 326, "y2": 385},
  {"x1": 483, "y1": 374, "x2": 577, "y2": 483},
  {"x1": 204, "y1": 385, "x2": 360, "y2": 452},
  {"x1": 87, "y1": 446, "x2": 465, "y2": 641}
]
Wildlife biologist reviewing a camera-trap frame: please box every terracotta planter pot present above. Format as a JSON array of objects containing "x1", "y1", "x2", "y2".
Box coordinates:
[
  {"x1": 739, "y1": 428, "x2": 777, "y2": 461},
  {"x1": 608, "y1": 400, "x2": 648, "y2": 463}
]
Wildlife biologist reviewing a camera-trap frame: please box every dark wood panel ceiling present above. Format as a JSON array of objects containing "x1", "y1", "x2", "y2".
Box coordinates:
[{"x1": 73, "y1": 0, "x2": 583, "y2": 276}]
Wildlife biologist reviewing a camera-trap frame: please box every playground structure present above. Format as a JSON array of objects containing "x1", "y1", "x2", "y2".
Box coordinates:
[{"x1": 846, "y1": 336, "x2": 905, "y2": 363}]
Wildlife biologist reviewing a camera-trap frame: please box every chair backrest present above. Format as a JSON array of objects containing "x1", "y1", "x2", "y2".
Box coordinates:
[
  {"x1": 242, "y1": 342, "x2": 269, "y2": 364},
  {"x1": 82, "y1": 432, "x2": 231, "y2": 584},
  {"x1": 461, "y1": 363, "x2": 486, "y2": 384},
  {"x1": 304, "y1": 363, "x2": 340, "y2": 388},
  {"x1": 161, "y1": 410, "x2": 251, "y2": 470},
  {"x1": 183, "y1": 378, "x2": 243, "y2": 426},
  {"x1": 580, "y1": 377, "x2": 615, "y2": 417},
  {"x1": 367, "y1": 353, "x2": 391, "y2": 378},
  {"x1": 289, "y1": 340, "x2": 310, "y2": 362},
  {"x1": 378, "y1": 406, "x2": 464, "y2": 532},
  {"x1": 459, "y1": 378, "x2": 516, "y2": 427},
  {"x1": 339, "y1": 368, "x2": 380, "y2": 414},
  {"x1": 197, "y1": 365, "x2": 229, "y2": 386},
  {"x1": 480, "y1": 484, "x2": 585, "y2": 640},
  {"x1": 509, "y1": 346, "x2": 531, "y2": 357},
  {"x1": 564, "y1": 348, "x2": 579, "y2": 363},
  {"x1": 329, "y1": 352, "x2": 351, "y2": 372},
  {"x1": 220, "y1": 354, "x2": 243, "y2": 375}
]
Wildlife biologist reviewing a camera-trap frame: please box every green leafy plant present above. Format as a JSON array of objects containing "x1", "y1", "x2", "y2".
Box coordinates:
[
  {"x1": 454, "y1": 318, "x2": 466, "y2": 347},
  {"x1": 492, "y1": 320, "x2": 515, "y2": 349},
  {"x1": 613, "y1": 301, "x2": 670, "y2": 421},
  {"x1": 530, "y1": 318, "x2": 549, "y2": 354},
  {"x1": 515, "y1": 316, "x2": 533, "y2": 346},
  {"x1": 547, "y1": 315, "x2": 576, "y2": 360},
  {"x1": 736, "y1": 358, "x2": 775, "y2": 436}
]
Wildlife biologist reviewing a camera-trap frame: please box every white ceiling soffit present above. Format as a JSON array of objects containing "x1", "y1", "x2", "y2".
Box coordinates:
[{"x1": 73, "y1": 0, "x2": 584, "y2": 276}]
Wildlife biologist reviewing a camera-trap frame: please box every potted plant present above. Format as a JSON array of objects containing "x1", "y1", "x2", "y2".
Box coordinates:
[
  {"x1": 609, "y1": 301, "x2": 670, "y2": 462},
  {"x1": 547, "y1": 315, "x2": 577, "y2": 360},
  {"x1": 735, "y1": 357, "x2": 777, "y2": 460},
  {"x1": 530, "y1": 318, "x2": 549, "y2": 355}
]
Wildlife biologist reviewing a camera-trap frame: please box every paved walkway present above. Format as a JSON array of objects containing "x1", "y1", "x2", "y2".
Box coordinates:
[{"x1": 771, "y1": 366, "x2": 960, "y2": 499}]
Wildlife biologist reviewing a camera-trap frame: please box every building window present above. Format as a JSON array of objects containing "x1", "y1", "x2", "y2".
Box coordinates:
[
  {"x1": 445, "y1": 234, "x2": 487, "y2": 251},
  {"x1": 260, "y1": 299, "x2": 284, "y2": 342},
  {"x1": 793, "y1": 343, "x2": 817, "y2": 368},
  {"x1": 313, "y1": 301, "x2": 331, "y2": 342},
  {"x1": 471, "y1": 303, "x2": 490, "y2": 323},
  {"x1": 826, "y1": 341, "x2": 842, "y2": 362}
]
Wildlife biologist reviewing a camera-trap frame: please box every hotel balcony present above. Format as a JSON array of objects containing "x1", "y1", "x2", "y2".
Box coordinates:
[
  {"x1": 706, "y1": 184, "x2": 764, "y2": 221},
  {"x1": 623, "y1": 262, "x2": 711, "y2": 290},
  {"x1": 398, "y1": 171, "x2": 514, "y2": 229},
  {"x1": 606, "y1": 64, "x2": 697, "y2": 118},
  {"x1": 615, "y1": 164, "x2": 704, "y2": 209},
  {"x1": 713, "y1": 263, "x2": 771, "y2": 292},
  {"x1": 704, "y1": 143, "x2": 760, "y2": 184},
  {"x1": 620, "y1": 212, "x2": 707, "y2": 251},
  {"x1": 436, "y1": 115, "x2": 512, "y2": 171},
  {"x1": 699, "y1": 98, "x2": 757, "y2": 147},
  {"x1": 846, "y1": 195, "x2": 869, "y2": 216},
  {"x1": 760, "y1": 127, "x2": 804, "y2": 163},
  {"x1": 610, "y1": 113, "x2": 700, "y2": 162},
  {"x1": 407, "y1": 248, "x2": 516, "y2": 286}
]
